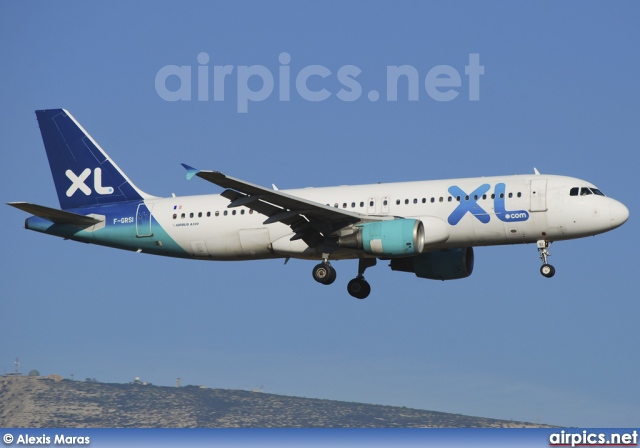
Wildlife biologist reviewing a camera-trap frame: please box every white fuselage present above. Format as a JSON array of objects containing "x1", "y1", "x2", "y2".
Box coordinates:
[{"x1": 147, "y1": 174, "x2": 626, "y2": 261}]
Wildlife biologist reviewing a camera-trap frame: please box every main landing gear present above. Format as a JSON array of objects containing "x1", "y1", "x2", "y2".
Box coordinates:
[
  {"x1": 311, "y1": 256, "x2": 376, "y2": 299},
  {"x1": 537, "y1": 240, "x2": 555, "y2": 278},
  {"x1": 347, "y1": 258, "x2": 376, "y2": 300},
  {"x1": 312, "y1": 260, "x2": 337, "y2": 285}
]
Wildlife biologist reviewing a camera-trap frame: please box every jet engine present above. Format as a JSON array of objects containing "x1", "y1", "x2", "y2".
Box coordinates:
[
  {"x1": 389, "y1": 247, "x2": 474, "y2": 280},
  {"x1": 339, "y1": 219, "x2": 425, "y2": 256}
]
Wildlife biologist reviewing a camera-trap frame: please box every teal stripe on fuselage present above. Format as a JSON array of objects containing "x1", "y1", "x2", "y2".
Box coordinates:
[{"x1": 25, "y1": 201, "x2": 190, "y2": 258}]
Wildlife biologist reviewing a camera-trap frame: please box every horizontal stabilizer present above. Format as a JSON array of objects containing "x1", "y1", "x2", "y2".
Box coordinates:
[{"x1": 7, "y1": 202, "x2": 103, "y2": 226}]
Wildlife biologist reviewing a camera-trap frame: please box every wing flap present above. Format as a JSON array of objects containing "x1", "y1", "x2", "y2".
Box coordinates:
[{"x1": 7, "y1": 202, "x2": 103, "y2": 226}]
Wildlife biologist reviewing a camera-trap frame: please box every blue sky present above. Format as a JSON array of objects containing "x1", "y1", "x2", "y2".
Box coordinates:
[{"x1": 1, "y1": 1, "x2": 638, "y2": 427}]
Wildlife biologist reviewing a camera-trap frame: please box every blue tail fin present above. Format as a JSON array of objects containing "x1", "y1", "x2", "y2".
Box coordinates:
[{"x1": 36, "y1": 109, "x2": 152, "y2": 210}]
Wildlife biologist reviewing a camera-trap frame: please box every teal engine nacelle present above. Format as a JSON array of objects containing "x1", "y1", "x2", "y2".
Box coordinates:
[
  {"x1": 389, "y1": 247, "x2": 474, "y2": 280},
  {"x1": 339, "y1": 219, "x2": 425, "y2": 256}
]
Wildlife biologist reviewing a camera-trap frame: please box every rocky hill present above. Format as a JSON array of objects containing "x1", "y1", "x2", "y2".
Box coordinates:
[{"x1": 0, "y1": 376, "x2": 552, "y2": 428}]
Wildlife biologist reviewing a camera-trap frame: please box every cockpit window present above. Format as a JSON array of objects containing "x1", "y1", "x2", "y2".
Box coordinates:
[{"x1": 571, "y1": 187, "x2": 606, "y2": 197}]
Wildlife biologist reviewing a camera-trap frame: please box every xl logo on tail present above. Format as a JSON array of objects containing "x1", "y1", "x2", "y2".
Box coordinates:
[{"x1": 65, "y1": 168, "x2": 114, "y2": 197}]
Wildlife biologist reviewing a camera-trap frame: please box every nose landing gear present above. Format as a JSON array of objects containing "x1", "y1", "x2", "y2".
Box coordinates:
[{"x1": 537, "y1": 240, "x2": 555, "y2": 278}]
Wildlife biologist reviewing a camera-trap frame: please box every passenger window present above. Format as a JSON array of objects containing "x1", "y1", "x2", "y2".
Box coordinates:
[
  {"x1": 465, "y1": 195, "x2": 469, "y2": 201},
  {"x1": 223, "y1": 211, "x2": 228, "y2": 216},
  {"x1": 198, "y1": 212, "x2": 202, "y2": 218},
  {"x1": 369, "y1": 200, "x2": 374, "y2": 207},
  {"x1": 570, "y1": 187, "x2": 579, "y2": 196},
  {"x1": 172, "y1": 214, "x2": 177, "y2": 219},
  {"x1": 396, "y1": 199, "x2": 400, "y2": 205},
  {"x1": 439, "y1": 197, "x2": 443, "y2": 202},
  {"x1": 215, "y1": 211, "x2": 219, "y2": 217},
  {"x1": 360, "y1": 202, "x2": 364, "y2": 207},
  {"x1": 422, "y1": 198, "x2": 426, "y2": 203},
  {"x1": 474, "y1": 195, "x2": 478, "y2": 200},
  {"x1": 500, "y1": 193, "x2": 504, "y2": 198},
  {"x1": 343, "y1": 203, "x2": 347, "y2": 208},
  {"x1": 482, "y1": 194, "x2": 487, "y2": 200},
  {"x1": 249, "y1": 209, "x2": 254, "y2": 214},
  {"x1": 181, "y1": 213, "x2": 185, "y2": 219},
  {"x1": 456, "y1": 196, "x2": 461, "y2": 201},
  {"x1": 413, "y1": 198, "x2": 417, "y2": 204},
  {"x1": 491, "y1": 194, "x2": 495, "y2": 199},
  {"x1": 448, "y1": 196, "x2": 452, "y2": 202},
  {"x1": 241, "y1": 209, "x2": 245, "y2": 215},
  {"x1": 405, "y1": 199, "x2": 409, "y2": 204},
  {"x1": 232, "y1": 210, "x2": 236, "y2": 215},
  {"x1": 430, "y1": 198, "x2": 435, "y2": 203},
  {"x1": 190, "y1": 212, "x2": 194, "y2": 218},
  {"x1": 517, "y1": 192, "x2": 522, "y2": 198},
  {"x1": 334, "y1": 203, "x2": 338, "y2": 208},
  {"x1": 352, "y1": 202, "x2": 356, "y2": 208},
  {"x1": 207, "y1": 211, "x2": 211, "y2": 217},
  {"x1": 508, "y1": 193, "x2": 513, "y2": 198}
]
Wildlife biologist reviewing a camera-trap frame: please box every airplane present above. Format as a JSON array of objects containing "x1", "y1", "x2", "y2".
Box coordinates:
[{"x1": 8, "y1": 109, "x2": 629, "y2": 299}]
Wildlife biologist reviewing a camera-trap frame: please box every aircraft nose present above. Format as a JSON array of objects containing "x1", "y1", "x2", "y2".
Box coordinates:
[{"x1": 609, "y1": 200, "x2": 629, "y2": 229}]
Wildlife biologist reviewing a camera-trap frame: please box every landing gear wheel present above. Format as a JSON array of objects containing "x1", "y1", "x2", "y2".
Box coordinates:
[
  {"x1": 540, "y1": 263, "x2": 555, "y2": 278},
  {"x1": 312, "y1": 263, "x2": 336, "y2": 285},
  {"x1": 347, "y1": 278, "x2": 371, "y2": 299},
  {"x1": 537, "y1": 240, "x2": 556, "y2": 278}
]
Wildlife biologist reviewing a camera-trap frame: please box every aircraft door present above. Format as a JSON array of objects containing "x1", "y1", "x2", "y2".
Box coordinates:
[
  {"x1": 530, "y1": 179, "x2": 548, "y2": 212},
  {"x1": 136, "y1": 203, "x2": 153, "y2": 237}
]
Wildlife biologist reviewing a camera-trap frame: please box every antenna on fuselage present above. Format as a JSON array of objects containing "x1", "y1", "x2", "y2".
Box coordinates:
[{"x1": 533, "y1": 167, "x2": 541, "y2": 175}]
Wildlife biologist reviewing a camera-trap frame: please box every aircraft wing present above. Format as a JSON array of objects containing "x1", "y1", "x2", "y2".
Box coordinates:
[
  {"x1": 7, "y1": 202, "x2": 103, "y2": 227},
  {"x1": 182, "y1": 165, "x2": 372, "y2": 245}
]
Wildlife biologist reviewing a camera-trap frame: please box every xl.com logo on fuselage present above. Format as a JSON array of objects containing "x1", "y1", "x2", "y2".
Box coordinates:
[{"x1": 447, "y1": 183, "x2": 529, "y2": 225}]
